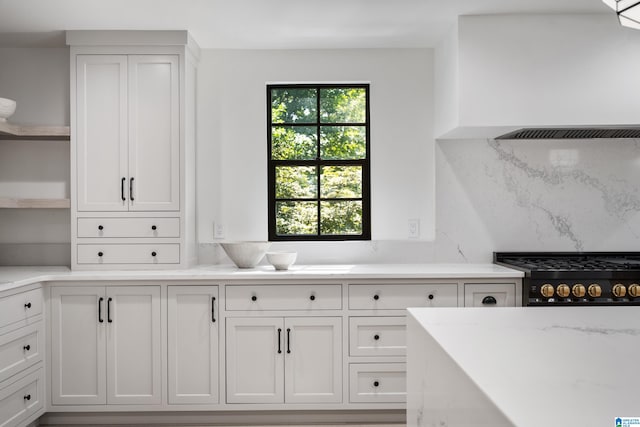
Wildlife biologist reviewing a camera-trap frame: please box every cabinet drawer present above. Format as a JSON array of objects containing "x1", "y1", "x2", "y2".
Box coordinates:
[
  {"x1": 349, "y1": 317, "x2": 406, "y2": 356},
  {"x1": 0, "y1": 322, "x2": 43, "y2": 384},
  {"x1": 226, "y1": 285, "x2": 342, "y2": 311},
  {"x1": 348, "y1": 284, "x2": 457, "y2": 310},
  {"x1": 77, "y1": 217, "x2": 180, "y2": 238},
  {"x1": 349, "y1": 363, "x2": 406, "y2": 403},
  {"x1": 0, "y1": 367, "x2": 44, "y2": 427},
  {"x1": 464, "y1": 283, "x2": 516, "y2": 307},
  {"x1": 0, "y1": 289, "x2": 42, "y2": 330},
  {"x1": 77, "y1": 244, "x2": 180, "y2": 264}
]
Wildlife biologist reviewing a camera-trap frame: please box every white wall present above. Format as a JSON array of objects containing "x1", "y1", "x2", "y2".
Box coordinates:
[
  {"x1": 0, "y1": 48, "x2": 70, "y2": 265},
  {"x1": 196, "y1": 48, "x2": 436, "y2": 263}
]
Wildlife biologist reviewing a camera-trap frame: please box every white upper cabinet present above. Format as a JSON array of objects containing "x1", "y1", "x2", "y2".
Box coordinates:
[{"x1": 76, "y1": 54, "x2": 179, "y2": 212}]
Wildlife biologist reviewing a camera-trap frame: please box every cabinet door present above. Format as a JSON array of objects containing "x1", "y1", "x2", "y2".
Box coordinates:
[
  {"x1": 76, "y1": 55, "x2": 128, "y2": 212},
  {"x1": 284, "y1": 317, "x2": 342, "y2": 403},
  {"x1": 50, "y1": 287, "x2": 106, "y2": 405},
  {"x1": 226, "y1": 318, "x2": 284, "y2": 404},
  {"x1": 106, "y1": 286, "x2": 161, "y2": 405},
  {"x1": 128, "y1": 55, "x2": 180, "y2": 211},
  {"x1": 168, "y1": 286, "x2": 219, "y2": 404}
]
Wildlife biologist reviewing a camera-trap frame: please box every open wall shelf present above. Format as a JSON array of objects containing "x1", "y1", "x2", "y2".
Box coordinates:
[{"x1": 0, "y1": 121, "x2": 70, "y2": 140}]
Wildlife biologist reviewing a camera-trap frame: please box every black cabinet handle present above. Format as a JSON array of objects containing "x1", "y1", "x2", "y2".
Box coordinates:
[
  {"x1": 309, "y1": 295, "x2": 315, "y2": 301},
  {"x1": 151, "y1": 225, "x2": 157, "y2": 231},
  {"x1": 107, "y1": 297, "x2": 113, "y2": 323},
  {"x1": 98, "y1": 225, "x2": 104, "y2": 231},
  {"x1": 151, "y1": 251, "x2": 157, "y2": 257},
  {"x1": 482, "y1": 295, "x2": 498, "y2": 305},
  {"x1": 373, "y1": 381, "x2": 380, "y2": 387},
  {"x1": 428, "y1": 294, "x2": 434, "y2": 300},
  {"x1": 121, "y1": 177, "x2": 126, "y2": 201},
  {"x1": 374, "y1": 334, "x2": 380, "y2": 341},
  {"x1": 286, "y1": 328, "x2": 291, "y2": 354},
  {"x1": 23, "y1": 344, "x2": 31, "y2": 351},
  {"x1": 373, "y1": 294, "x2": 380, "y2": 300},
  {"x1": 24, "y1": 394, "x2": 31, "y2": 401},
  {"x1": 98, "y1": 297, "x2": 104, "y2": 323},
  {"x1": 129, "y1": 177, "x2": 134, "y2": 201},
  {"x1": 277, "y1": 328, "x2": 282, "y2": 354},
  {"x1": 211, "y1": 297, "x2": 216, "y2": 323},
  {"x1": 24, "y1": 302, "x2": 31, "y2": 309},
  {"x1": 98, "y1": 251, "x2": 103, "y2": 257},
  {"x1": 251, "y1": 295, "x2": 257, "y2": 302}
]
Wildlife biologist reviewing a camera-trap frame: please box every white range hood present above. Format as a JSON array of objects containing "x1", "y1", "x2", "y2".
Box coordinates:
[{"x1": 435, "y1": 14, "x2": 640, "y2": 140}]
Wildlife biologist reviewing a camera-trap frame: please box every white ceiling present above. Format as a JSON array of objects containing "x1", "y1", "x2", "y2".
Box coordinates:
[{"x1": 0, "y1": 0, "x2": 610, "y2": 49}]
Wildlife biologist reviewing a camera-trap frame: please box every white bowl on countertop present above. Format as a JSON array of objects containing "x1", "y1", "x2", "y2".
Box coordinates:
[
  {"x1": 220, "y1": 241, "x2": 271, "y2": 268},
  {"x1": 0, "y1": 97, "x2": 16, "y2": 122},
  {"x1": 266, "y1": 251, "x2": 297, "y2": 271}
]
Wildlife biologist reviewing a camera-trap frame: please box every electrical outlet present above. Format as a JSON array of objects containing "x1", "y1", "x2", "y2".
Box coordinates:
[
  {"x1": 213, "y1": 222, "x2": 225, "y2": 239},
  {"x1": 408, "y1": 219, "x2": 420, "y2": 239}
]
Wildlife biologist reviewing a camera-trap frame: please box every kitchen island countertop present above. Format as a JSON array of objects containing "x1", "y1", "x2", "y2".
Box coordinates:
[
  {"x1": 407, "y1": 306, "x2": 640, "y2": 427},
  {"x1": 0, "y1": 263, "x2": 522, "y2": 292}
]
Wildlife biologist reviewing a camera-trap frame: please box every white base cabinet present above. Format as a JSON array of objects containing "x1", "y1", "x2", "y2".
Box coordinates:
[
  {"x1": 168, "y1": 286, "x2": 219, "y2": 405},
  {"x1": 50, "y1": 285, "x2": 161, "y2": 406},
  {"x1": 226, "y1": 317, "x2": 342, "y2": 404}
]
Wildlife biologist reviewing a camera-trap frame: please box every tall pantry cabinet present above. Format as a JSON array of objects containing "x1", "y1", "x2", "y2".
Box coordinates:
[{"x1": 67, "y1": 31, "x2": 199, "y2": 270}]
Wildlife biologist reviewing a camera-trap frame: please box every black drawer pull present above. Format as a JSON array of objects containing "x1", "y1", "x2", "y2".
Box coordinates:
[
  {"x1": 373, "y1": 294, "x2": 380, "y2": 301},
  {"x1": 98, "y1": 225, "x2": 104, "y2": 231},
  {"x1": 373, "y1": 381, "x2": 380, "y2": 387},
  {"x1": 24, "y1": 394, "x2": 31, "y2": 401},
  {"x1": 151, "y1": 251, "x2": 157, "y2": 257},
  {"x1": 428, "y1": 294, "x2": 434, "y2": 300},
  {"x1": 98, "y1": 251, "x2": 103, "y2": 257},
  {"x1": 23, "y1": 344, "x2": 31, "y2": 351},
  {"x1": 24, "y1": 302, "x2": 31, "y2": 309},
  {"x1": 309, "y1": 295, "x2": 315, "y2": 301},
  {"x1": 374, "y1": 334, "x2": 380, "y2": 341},
  {"x1": 482, "y1": 295, "x2": 498, "y2": 305},
  {"x1": 151, "y1": 225, "x2": 157, "y2": 231},
  {"x1": 251, "y1": 295, "x2": 257, "y2": 302},
  {"x1": 211, "y1": 297, "x2": 216, "y2": 323}
]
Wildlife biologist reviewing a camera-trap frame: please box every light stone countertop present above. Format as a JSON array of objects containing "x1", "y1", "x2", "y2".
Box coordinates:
[
  {"x1": 407, "y1": 307, "x2": 640, "y2": 427},
  {"x1": 0, "y1": 263, "x2": 523, "y2": 292}
]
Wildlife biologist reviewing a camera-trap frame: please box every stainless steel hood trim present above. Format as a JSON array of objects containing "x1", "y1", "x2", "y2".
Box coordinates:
[{"x1": 495, "y1": 126, "x2": 640, "y2": 140}]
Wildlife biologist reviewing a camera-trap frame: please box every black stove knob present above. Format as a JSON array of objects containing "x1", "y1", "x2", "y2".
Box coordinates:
[
  {"x1": 588, "y1": 284, "x2": 602, "y2": 298},
  {"x1": 612, "y1": 284, "x2": 627, "y2": 298},
  {"x1": 557, "y1": 284, "x2": 570, "y2": 298},
  {"x1": 572, "y1": 284, "x2": 586, "y2": 298},
  {"x1": 540, "y1": 284, "x2": 555, "y2": 298},
  {"x1": 629, "y1": 284, "x2": 640, "y2": 298}
]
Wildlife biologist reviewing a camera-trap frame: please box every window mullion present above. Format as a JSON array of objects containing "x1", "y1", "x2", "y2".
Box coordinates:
[{"x1": 316, "y1": 85, "x2": 322, "y2": 237}]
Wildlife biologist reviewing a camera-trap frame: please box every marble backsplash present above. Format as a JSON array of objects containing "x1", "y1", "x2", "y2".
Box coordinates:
[{"x1": 202, "y1": 137, "x2": 640, "y2": 265}]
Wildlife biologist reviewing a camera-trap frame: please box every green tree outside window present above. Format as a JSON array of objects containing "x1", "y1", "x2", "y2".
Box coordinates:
[{"x1": 268, "y1": 84, "x2": 371, "y2": 241}]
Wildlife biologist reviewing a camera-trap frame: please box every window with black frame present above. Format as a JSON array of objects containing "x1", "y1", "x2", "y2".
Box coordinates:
[{"x1": 267, "y1": 84, "x2": 371, "y2": 241}]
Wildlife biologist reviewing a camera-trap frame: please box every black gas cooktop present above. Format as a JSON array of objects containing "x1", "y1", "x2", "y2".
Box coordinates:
[{"x1": 494, "y1": 252, "x2": 640, "y2": 306}]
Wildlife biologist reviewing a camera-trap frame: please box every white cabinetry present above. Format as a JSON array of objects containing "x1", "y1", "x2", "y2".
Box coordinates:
[
  {"x1": 50, "y1": 285, "x2": 161, "y2": 405},
  {"x1": 0, "y1": 285, "x2": 45, "y2": 427},
  {"x1": 226, "y1": 316, "x2": 342, "y2": 404},
  {"x1": 68, "y1": 31, "x2": 199, "y2": 270},
  {"x1": 75, "y1": 55, "x2": 179, "y2": 212},
  {"x1": 168, "y1": 285, "x2": 219, "y2": 405},
  {"x1": 463, "y1": 283, "x2": 516, "y2": 307}
]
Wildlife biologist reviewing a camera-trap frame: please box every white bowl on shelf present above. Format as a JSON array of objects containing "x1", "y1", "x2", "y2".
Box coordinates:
[
  {"x1": 266, "y1": 251, "x2": 297, "y2": 271},
  {"x1": 220, "y1": 241, "x2": 271, "y2": 268},
  {"x1": 0, "y1": 98, "x2": 16, "y2": 122}
]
